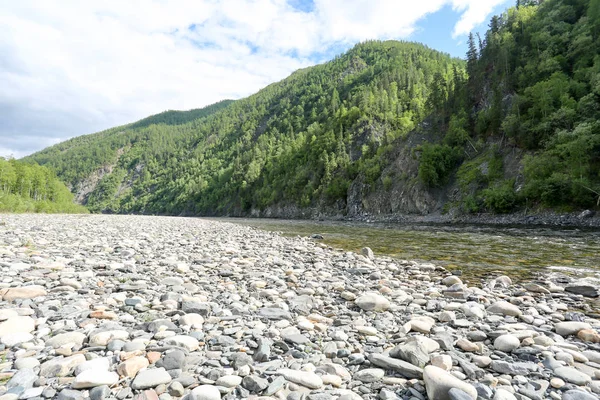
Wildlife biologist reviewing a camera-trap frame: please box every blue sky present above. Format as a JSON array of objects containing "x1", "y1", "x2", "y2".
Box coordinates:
[{"x1": 0, "y1": 0, "x2": 513, "y2": 158}]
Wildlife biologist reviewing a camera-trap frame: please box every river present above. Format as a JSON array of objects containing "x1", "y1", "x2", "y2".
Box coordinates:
[{"x1": 221, "y1": 218, "x2": 600, "y2": 286}]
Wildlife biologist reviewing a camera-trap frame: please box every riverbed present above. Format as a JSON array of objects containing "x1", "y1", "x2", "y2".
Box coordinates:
[{"x1": 224, "y1": 218, "x2": 600, "y2": 285}]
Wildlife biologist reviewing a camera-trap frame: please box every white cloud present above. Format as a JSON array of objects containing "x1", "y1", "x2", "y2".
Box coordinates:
[
  {"x1": 451, "y1": 0, "x2": 509, "y2": 37},
  {"x1": 0, "y1": 0, "x2": 507, "y2": 158}
]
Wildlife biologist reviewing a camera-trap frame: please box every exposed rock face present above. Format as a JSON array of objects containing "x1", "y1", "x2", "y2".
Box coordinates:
[{"x1": 0, "y1": 214, "x2": 598, "y2": 400}]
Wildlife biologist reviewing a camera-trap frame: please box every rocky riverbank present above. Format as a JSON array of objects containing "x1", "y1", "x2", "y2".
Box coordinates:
[
  {"x1": 353, "y1": 210, "x2": 600, "y2": 229},
  {"x1": 247, "y1": 202, "x2": 600, "y2": 228},
  {"x1": 0, "y1": 214, "x2": 599, "y2": 400}
]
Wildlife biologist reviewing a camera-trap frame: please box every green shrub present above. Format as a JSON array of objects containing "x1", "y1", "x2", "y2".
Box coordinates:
[
  {"x1": 382, "y1": 175, "x2": 393, "y2": 191},
  {"x1": 481, "y1": 180, "x2": 518, "y2": 213},
  {"x1": 418, "y1": 144, "x2": 462, "y2": 187},
  {"x1": 325, "y1": 177, "x2": 350, "y2": 201}
]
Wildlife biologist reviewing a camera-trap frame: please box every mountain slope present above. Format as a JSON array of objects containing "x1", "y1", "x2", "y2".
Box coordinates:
[
  {"x1": 27, "y1": 41, "x2": 464, "y2": 215},
  {"x1": 26, "y1": 0, "x2": 600, "y2": 217},
  {"x1": 26, "y1": 99, "x2": 233, "y2": 205},
  {"x1": 446, "y1": 0, "x2": 600, "y2": 213}
]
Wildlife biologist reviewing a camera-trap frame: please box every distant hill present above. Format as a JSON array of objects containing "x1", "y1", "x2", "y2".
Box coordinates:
[{"x1": 26, "y1": 0, "x2": 600, "y2": 217}]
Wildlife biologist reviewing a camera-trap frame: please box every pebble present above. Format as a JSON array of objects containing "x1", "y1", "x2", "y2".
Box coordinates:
[
  {"x1": 553, "y1": 367, "x2": 592, "y2": 385},
  {"x1": 487, "y1": 301, "x2": 522, "y2": 317},
  {"x1": 355, "y1": 292, "x2": 390, "y2": 312},
  {"x1": 0, "y1": 316, "x2": 35, "y2": 338},
  {"x1": 493, "y1": 335, "x2": 520, "y2": 352},
  {"x1": 555, "y1": 321, "x2": 592, "y2": 336},
  {"x1": 277, "y1": 369, "x2": 323, "y2": 389},
  {"x1": 72, "y1": 370, "x2": 119, "y2": 389},
  {"x1": 354, "y1": 368, "x2": 385, "y2": 383},
  {"x1": 0, "y1": 286, "x2": 47, "y2": 301},
  {"x1": 189, "y1": 385, "x2": 222, "y2": 400},
  {"x1": 423, "y1": 366, "x2": 477, "y2": 400},
  {"x1": 131, "y1": 368, "x2": 173, "y2": 390}
]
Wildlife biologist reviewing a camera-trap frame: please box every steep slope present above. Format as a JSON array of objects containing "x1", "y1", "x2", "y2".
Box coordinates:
[
  {"x1": 26, "y1": 0, "x2": 600, "y2": 217},
  {"x1": 27, "y1": 41, "x2": 464, "y2": 215},
  {"x1": 438, "y1": 0, "x2": 600, "y2": 213}
]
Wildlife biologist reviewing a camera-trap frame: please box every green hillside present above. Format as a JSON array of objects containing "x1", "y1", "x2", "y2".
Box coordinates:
[
  {"x1": 26, "y1": 0, "x2": 600, "y2": 216},
  {"x1": 27, "y1": 41, "x2": 463, "y2": 215},
  {"x1": 0, "y1": 158, "x2": 87, "y2": 213}
]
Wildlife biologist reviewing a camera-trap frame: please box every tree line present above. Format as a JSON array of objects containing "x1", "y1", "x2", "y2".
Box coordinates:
[{"x1": 0, "y1": 157, "x2": 87, "y2": 213}]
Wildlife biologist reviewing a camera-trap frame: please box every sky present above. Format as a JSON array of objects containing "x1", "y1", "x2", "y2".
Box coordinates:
[{"x1": 0, "y1": 0, "x2": 512, "y2": 158}]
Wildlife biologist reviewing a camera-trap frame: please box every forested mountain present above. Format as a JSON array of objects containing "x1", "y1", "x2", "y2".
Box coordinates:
[
  {"x1": 0, "y1": 158, "x2": 87, "y2": 213},
  {"x1": 25, "y1": 0, "x2": 600, "y2": 217}
]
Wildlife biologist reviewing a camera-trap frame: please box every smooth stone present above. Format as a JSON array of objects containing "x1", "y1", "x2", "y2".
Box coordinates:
[
  {"x1": 131, "y1": 368, "x2": 173, "y2": 390},
  {"x1": 565, "y1": 285, "x2": 600, "y2": 298},
  {"x1": 0, "y1": 309, "x2": 19, "y2": 321},
  {"x1": 493, "y1": 389, "x2": 517, "y2": 400},
  {"x1": 442, "y1": 276, "x2": 463, "y2": 286},
  {"x1": 562, "y1": 390, "x2": 598, "y2": 400},
  {"x1": 472, "y1": 356, "x2": 492, "y2": 368},
  {"x1": 448, "y1": 388, "x2": 475, "y2": 400},
  {"x1": 0, "y1": 286, "x2": 47, "y2": 302},
  {"x1": 550, "y1": 378, "x2": 565, "y2": 388},
  {"x1": 179, "y1": 314, "x2": 204, "y2": 328},
  {"x1": 14, "y1": 358, "x2": 40, "y2": 370},
  {"x1": 1, "y1": 332, "x2": 34, "y2": 347},
  {"x1": 46, "y1": 332, "x2": 86, "y2": 349},
  {"x1": 40, "y1": 354, "x2": 86, "y2": 377},
  {"x1": 409, "y1": 316, "x2": 435, "y2": 333},
  {"x1": 456, "y1": 338, "x2": 479, "y2": 352},
  {"x1": 554, "y1": 367, "x2": 592, "y2": 385},
  {"x1": 189, "y1": 385, "x2": 221, "y2": 400},
  {"x1": 117, "y1": 356, "x2": 149, "y2": 378},
  {"x1": 89, "y1": 385, "x2": 111, "y2": 400},
  {"x1": 89, "y1": 330, "x2": 129, "y2": 346},
  {"x1": 423, "y1": 366, "x2": 477, "y2": 400},
  {"x1": 577, "y1": 329, "x2": 600, "y2": 343},
  {"x1": 368, "y1": 354, "x2": 423, "y2": 379},
  {"x1": 555, "y1": 322, "x2": 592, "y2": 337},
  {"x1": 354, "y1": 368, "x2": 385, "y2": 383},
  {"x1": 277, "y1": 369, "x2": 323, "y2": 389},
  {"x1": 439, "y1": 311, "x2": 456, "y2": 322},
  {"x1": 162, "y1": 335, "x2": 199, "y2": 351},
  {"x1": 493, "y1": 335, "x2": 520, "y2": 352},
  {"x1": 168, "y1": 381, "x2": 185, "y2": 397},
  {"x1": 159, "y1": 350, "x2": 186, "y2": 370},
  {"x1": 0, "y1": 317, "x2": 35, "y2": 338},
  {"x1": 355, "y1": 292, "x2": 390, "y2": 312},
  {"x1": 215, "y1": 375, "x2": 242, "y2": 388},
  {"x1": 74, "y1": 357, "x2": 110, "y2": 376},
  {"x1": 257, "y1": 308, "x2": 292, "y2": 320},
  {"x1": 487, "y1": 301, "x2": 522, "y2": 317},
  {"x1": 72, "y1": 370, "x2": 119, "y2": 389},
  {"x1": 57, "y1": 389, "x2": 84, "y2": 400},
  {"x1": 7, "y1": 368, "x2": 37, "y2": 389},
  {"x1": 431, "y1": 355, "x2": 452, "y2": 371},
  {"x1": 19, "y1": 387, "x2": 44, "y2": 399}
]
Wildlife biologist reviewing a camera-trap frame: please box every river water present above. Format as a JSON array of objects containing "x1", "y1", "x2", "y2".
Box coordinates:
[{"x1": 221, "y1": 218, "x2": 600, "y2": 286}]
